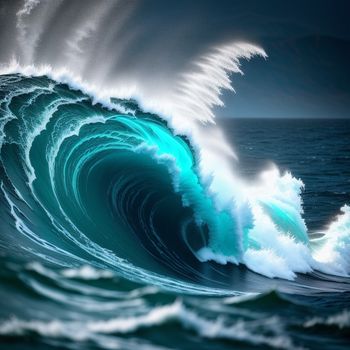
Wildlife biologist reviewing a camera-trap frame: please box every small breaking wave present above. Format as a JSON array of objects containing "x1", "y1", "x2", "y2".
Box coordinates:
[{"x1": 0, "y1": 300, "x2": 303, "y2": 349}]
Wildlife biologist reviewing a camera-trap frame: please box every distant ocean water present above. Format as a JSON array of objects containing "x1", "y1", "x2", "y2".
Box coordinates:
[
  {"x1": 0, "y1": 75, "x2": 349, "y2": 350},
  {"x1": 220, "y1": 118, "x2": 350, "y2": 233}
]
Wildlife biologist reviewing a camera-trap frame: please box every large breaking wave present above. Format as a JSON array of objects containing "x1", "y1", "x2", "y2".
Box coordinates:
[
  {"x1": 0, "y1": 3, "x2": 350, "y2": 350},
  {"x1": 0, "y1": 46, "x2": 349, "y2": 293}
]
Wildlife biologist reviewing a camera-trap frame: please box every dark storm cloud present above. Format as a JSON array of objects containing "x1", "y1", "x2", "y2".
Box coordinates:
[{"x1": 0, "y1": 0, "x2": 349, "y2": 118}]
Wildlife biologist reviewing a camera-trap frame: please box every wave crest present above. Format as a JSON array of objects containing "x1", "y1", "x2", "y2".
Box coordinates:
[{"x1": 0, "y1": 69, "x2": 349, "y2": 292}]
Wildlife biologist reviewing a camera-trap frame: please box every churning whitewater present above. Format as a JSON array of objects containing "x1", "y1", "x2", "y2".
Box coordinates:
[{"x1": 0, "y1": 45, "x2": 349, "y2": 293}]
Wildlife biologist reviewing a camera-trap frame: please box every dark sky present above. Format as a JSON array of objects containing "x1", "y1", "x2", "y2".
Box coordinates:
[{"x1": 1, "y1": 0, "x2": 349, "y2": 118}]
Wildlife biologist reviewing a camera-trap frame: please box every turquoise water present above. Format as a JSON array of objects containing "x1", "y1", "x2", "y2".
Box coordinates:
[{"x1": 0, "y1": 74, "x2": 349, "y2": 350}]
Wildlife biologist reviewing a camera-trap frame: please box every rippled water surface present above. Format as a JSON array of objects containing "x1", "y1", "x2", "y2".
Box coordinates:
[{"x1": 0, "y1": 75, "x2": 349, "y2": 349}]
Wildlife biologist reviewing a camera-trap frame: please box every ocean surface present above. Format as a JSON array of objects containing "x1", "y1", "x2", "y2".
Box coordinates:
[{"x1": 0, "y1": 75, "x2": 349, "y2": 350}]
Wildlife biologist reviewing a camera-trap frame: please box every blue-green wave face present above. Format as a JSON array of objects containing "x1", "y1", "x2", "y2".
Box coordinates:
[
  {"x1": 1, "y1": 74, "x2": 349, "y2": 292},
  {"x1": 0, "y1": 74, "x2": 247, "y2": 291}
]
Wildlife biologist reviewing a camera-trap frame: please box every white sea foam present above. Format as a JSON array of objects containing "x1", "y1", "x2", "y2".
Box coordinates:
[
  {"x1": 312, "y1": 205, "x2": 350, "y2": 276},
  {"x1": 0, "y1": 301, "x2": 302, "y2": 349},
  {"x1": 304, "y1": 309, "x2": 350, "y2": 329},
  {"x1": 61, "y1": 265, "x2": 114, "y2": 280}
]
